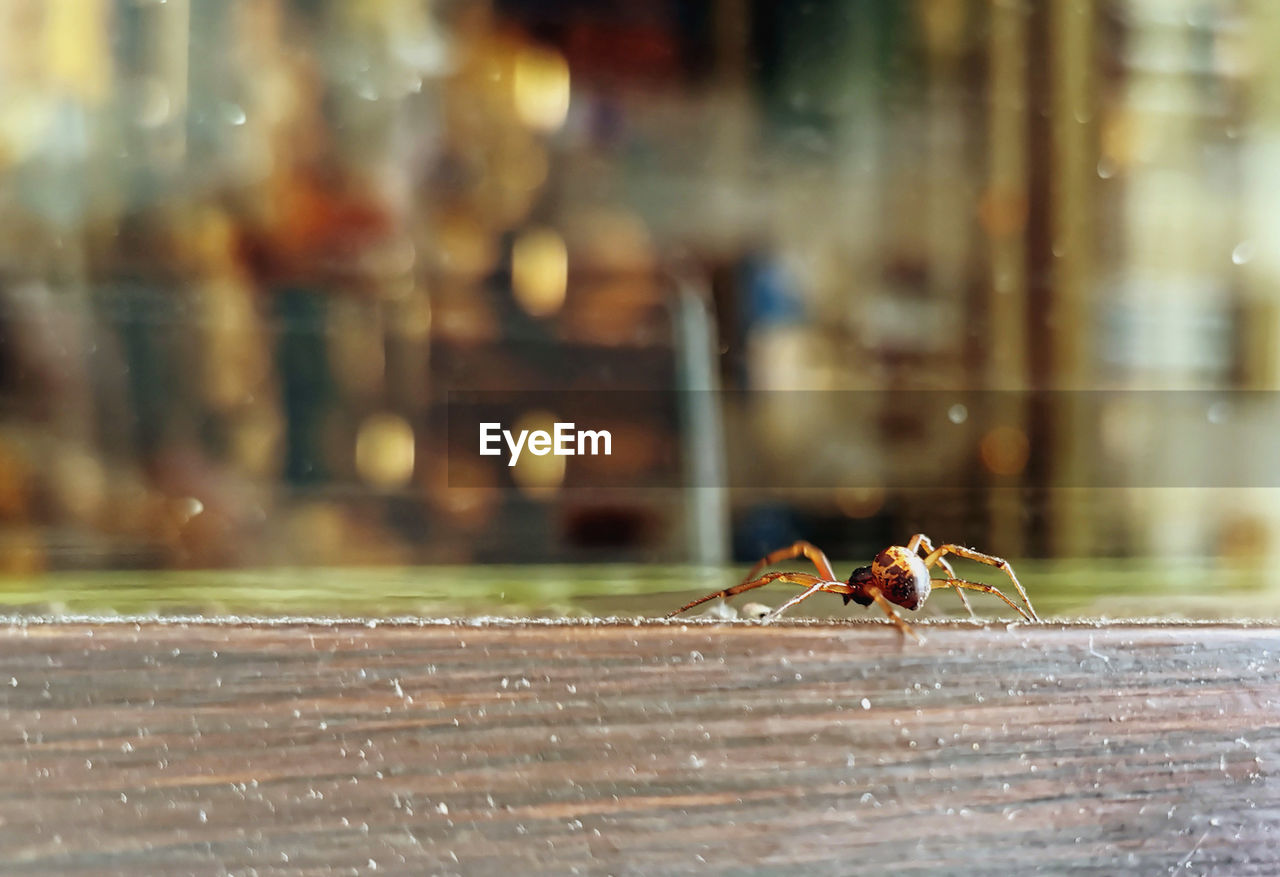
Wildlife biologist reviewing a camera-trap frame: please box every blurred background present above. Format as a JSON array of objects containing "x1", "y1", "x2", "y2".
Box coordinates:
[{"x1": 0, "y1": 0, "x2": 1277, "y2": 617}]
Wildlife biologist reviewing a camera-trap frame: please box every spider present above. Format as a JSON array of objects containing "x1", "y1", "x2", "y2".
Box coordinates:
[{"x1": 665, "y1": 535, "x2": 1039, "y2": 642}]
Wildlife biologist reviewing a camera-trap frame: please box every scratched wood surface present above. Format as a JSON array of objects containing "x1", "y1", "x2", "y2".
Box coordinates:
[{"x1": 0, "y1": 619, "x2": 1277, "y2": 876}]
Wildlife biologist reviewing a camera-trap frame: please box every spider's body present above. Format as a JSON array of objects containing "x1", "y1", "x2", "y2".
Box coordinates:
[
  {"x1": 666, "y1": 536, "x2": 1038, "y2": 642},
  {"x1": 847, "y1": 546, "x2": 932, "y2": 610}
]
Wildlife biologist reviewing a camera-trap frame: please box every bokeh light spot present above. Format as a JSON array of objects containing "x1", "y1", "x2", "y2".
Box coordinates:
[
  {"x1": 514, "y1": 46, "x2": 570, "y2": 131},
  {"x1": 980, "y1": 426, "x2": 1030, "y2": 477},
  {"x1": 356, "y1": 413, "x2": 416, "y2": 489},
  {"x1": 511, "y1": 411, "x2": 566, "y2": 498},
  {"x1": 512, "y1": 227, "x2": 568, "y2": 317}
]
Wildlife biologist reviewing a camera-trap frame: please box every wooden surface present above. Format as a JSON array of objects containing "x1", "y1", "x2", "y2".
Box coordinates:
[{"x1": 1, "y1": 619, "x2": 1277, "y2": 875}]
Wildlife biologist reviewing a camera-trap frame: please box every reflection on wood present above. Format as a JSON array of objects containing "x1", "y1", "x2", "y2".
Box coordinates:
[{"x1": 1, "y1": 620, "x2": 1276, "y2": 873}]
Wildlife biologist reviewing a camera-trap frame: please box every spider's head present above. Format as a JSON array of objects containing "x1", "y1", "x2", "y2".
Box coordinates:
[
  {"x1": 843, "y1": 566, "x2": 875, "y2": 606},
  {"x1": 846, "y1": 545, "x2": 931, "y2": 610}
]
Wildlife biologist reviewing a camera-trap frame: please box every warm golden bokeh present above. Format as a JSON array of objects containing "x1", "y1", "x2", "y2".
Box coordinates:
[
  {"x1": 509, "y1": 411, "x2": 568, "y2": 498},
  {"x1": 513, "y1": 45, "x2": 570, "y2": 132},
  {"x1": 356, "y1": 413, "x2": 416, "y2": 490},
  {"x1": 511, "y1": 227, "x2": 568, "y2": 317}
]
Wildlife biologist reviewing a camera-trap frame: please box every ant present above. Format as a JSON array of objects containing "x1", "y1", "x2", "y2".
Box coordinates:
[{"x1": 666, "y1": 535, "x2": 1039, "y2": 642}]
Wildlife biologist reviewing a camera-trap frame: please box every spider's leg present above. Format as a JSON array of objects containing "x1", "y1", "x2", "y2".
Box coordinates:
[
  {"x1": 920, "y1": 544, "x2": 1039, "y2": 621},
  {"x1": 910, "y1": 533, "x2": 973, "y2": 617},
  {"x1": 930, "y1": 579, "x2": 1032, "y2": 622},
  {"x1": 740, "y1": 541, "x2": 838, "y2": 584},
  {"x1": 865, "y1": 586, "x2": 924, "y2": 643},
  {"x1": 761, "y1": 580, "x2": 829, "y2": 622},
  {"x1": 666, "y1": 572, "x2": 848, "y2": 619}
]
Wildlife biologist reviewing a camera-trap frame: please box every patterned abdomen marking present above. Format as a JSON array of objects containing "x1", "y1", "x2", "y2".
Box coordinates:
[{"x1": 871, "y1": 546, "x2": 931, "y2": 610}]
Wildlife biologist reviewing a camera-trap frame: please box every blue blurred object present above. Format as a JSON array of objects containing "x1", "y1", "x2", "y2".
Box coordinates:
[
  {"x1": 741, "y1": 250, "x2": 804, "y2": 331},
  {"x1": 733, "y1": 504, "x2": 803, "y2": 564}
]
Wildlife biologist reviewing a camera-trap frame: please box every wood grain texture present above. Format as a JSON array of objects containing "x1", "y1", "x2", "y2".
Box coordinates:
[{"x1": 0, "y1": 619, "x2": 1277, "y2": 875}]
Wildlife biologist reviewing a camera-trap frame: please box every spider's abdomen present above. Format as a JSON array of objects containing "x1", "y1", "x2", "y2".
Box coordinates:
[{"x1": 871, "y1": 546, "x2": 931, "y2": 610}]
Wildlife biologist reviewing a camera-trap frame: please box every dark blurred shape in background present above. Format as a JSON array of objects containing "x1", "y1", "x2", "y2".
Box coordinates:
[{"x1": 0, "y1": 0, "x2": 1275, "y2": 589}]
